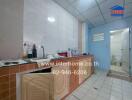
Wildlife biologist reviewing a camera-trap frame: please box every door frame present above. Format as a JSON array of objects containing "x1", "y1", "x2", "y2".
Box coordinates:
[
  {"x1": 110, "y1": 28, "x2": 131, "y2": 75},
  {"x1": 129, "y1": 27, "x2": 132, "y2": 76}
]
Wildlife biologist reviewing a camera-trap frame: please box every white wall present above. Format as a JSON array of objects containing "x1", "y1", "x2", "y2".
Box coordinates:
[
  {"x1": 0, "y1": 0, "x2": 23, "y2": 60},
  {"x1": 82, "y1": 23, "x2": 89, "y2": 53},
  {"x1": 78, "y1": 22, "x2": 83, "y2": 53},
  {"x1": 23, "y1": 0, "x2": 80, "y2": 57},
  {"x1": 82, "y1": 23, "x2": 86, "y2": 53}
]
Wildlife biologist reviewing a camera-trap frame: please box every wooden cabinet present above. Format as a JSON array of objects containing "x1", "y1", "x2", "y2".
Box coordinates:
[
  {"x1": 79, "y1": 60, "x2": 86, "y2": 84},
  {"x1": 20, "y1": 63, "x2": 37, "y2": 72},
  {"x1": 0, "y1": 75, "x2": 9, "y2": 100},
  {"x1": 26, "y1": 63, "x2": 37, "y2": 70},
  {"x1": 69, "y1": 60, "x2": 79, "y2": 92},
  {"x1": 0, "y1": 67, "x2": 9, "y2": 100},
  {"x1": 0, "y1": 63, "x2": 37, "y2": 100},
  {"x1": 21, "y1": 66, "x2": 70, "y2": 100},
  {"x1": 52, "y1": 66, "x2": 69, "y2": 100},
  {"x1": 78, "y1": 59, "x2": 92, "y2": 84},
  {"x1": 21, "y1": 74, "x2": 54, "y2": 100},
  {"x1": 20, "y1": 56, "x2": 94, "y2": 100}
]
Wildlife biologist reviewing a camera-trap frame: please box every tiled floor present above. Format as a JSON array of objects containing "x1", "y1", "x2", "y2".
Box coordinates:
[
  {"x1": 65, "y1": 70, "x2": 132, "y2": 100},
  {"x1": 111, "y1": 65, "x2": 126, "y2": 73}
]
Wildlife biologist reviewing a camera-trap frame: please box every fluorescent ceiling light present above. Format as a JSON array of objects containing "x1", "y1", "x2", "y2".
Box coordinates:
[
  {"x1": 110, "y1": 30, "x2": 116, "y2": 33},
  {"x1": 48, "y1": 17, "x2": 55, "y2": 23}
]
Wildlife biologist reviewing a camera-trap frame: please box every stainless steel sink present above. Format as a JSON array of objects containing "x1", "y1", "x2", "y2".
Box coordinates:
[
  {"x1": 0, "y1": 59, "x2": 27, "y2": 66},
  {"x1": 4, "y1": 61, "x2": 19, "y2": 65}
]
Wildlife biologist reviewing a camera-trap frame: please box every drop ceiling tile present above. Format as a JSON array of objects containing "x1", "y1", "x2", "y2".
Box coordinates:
[
  {"x1": 97, "y1": 0, "x2": 108, "y2": 4},
  {"x1": 52, "y1": 0, "x2": 80, "y2": 17},
  {"x1": 53, "y1": 0, "x2": 69, "y2": 9},
  {"x1": 66, "y1": 6, "x2": 80, "y2": 17},
  {"x1": 124, "y1": 3, "x2": 132, "y2": 13},
  {"x1": 71, "y1": 0, "x2": 97, "y2": 12},
  {"x1": 124, "y1": 11, "x2": 132, "y2": 18},
  {"x1": 53, "y1": 0, "x2": 68, "y2": 4},
  {"x1": 89, "y1": 15, "x2": 105, "y2": 26},
  {"x1": 67, "y1": 0, "x2": 77, "y2": 3},
  {"x1": 103, "y1": 13, "x2": 122, "y2": 23},
  {"x1": 82, "y1": 6, "x2": 100, "y2": 19},
  {"x1": 87, "y1": 22, "x2": 95, "y2": 28},
  {"x1": 99, "y1": 0, "x2": 124, "y2": 14},
  {"x1": 115, "y1": 3, "x2": 132, "y2": 18},
  {"x1": 125, "y1": 0, "x2": 132, "y2": 4}
]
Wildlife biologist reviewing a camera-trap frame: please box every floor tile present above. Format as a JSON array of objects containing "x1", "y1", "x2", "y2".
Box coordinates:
[
  {"x1": 65, "y1": 69, "x2": 132, "y2": 100},
  {"x1": 65, "y1": 95, "x2": 78, "y2": 100}
]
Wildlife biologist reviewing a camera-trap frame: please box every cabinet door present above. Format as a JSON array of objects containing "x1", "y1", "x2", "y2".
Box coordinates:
[
  {"x1": 79, "y1": 60, "x2": 88, "y2": 83},
  {"x1": 52, "y1": 65, "x2": 69, "y2": 100},
  {"x1": 84, "y1": 60, "x2": 91, "y2": 78},
  {"x1": 69, "y1": 61, "x2": 79, "y2": 92},
  {"x1": 79, "y1": 60, "x2": 86, "y2": 84},
  {"x1": 0, "y1": 75, "x2": 9, "y2": 100},
  {"x1": 27, "y1": 63, "x2": 37, "y2": 70},
  {"x1": 21, "y1": 74, "x2": 54, "y2": 100},
  {"x1": 79, "y1": 59, "x2": 92, "y2": 84},
  {"x1": 86, "y1": 58, "x2": 94, "y2": 76}
]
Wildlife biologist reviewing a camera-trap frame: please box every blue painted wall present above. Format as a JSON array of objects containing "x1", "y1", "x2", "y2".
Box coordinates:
[{"x1": 87, "y1": 16, "x2": 132, "y2": 72}]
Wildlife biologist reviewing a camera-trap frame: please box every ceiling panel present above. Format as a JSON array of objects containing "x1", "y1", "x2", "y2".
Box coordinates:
[
  {"x1": 124, "y1": 11, "x2": 132, "y2": 18},
  {"x1": 71, "y1": 0, "x2": 97, "y2": 12},
  {"x1": 124, "y1": 3, "x2": 132, "y2": 13},
  {"x1": 125, "y1": 0, "x2": 132, "y2": 4},
  {"x1": 53, "y1": 0, "x2": 70, "y2": 9},
  {"x1": 53, "y1": 0, "x2": 79, "y2": 17},
  {"x1": 124, "y1": 3, "x2": 132, "y2": 18},
  {"x1": 52, "y1": 0, "x2": 132, "y2": 28},
  {"x1": 103, "y1": 13, "x2": 122, "y2": 23},
  {"x1": 82, "y1": 6, "x2": 100, "y2": 19},
  {"x1": 67, "y1": 0, "x2": 77, "y2": 3},
  {"x1": 88, "y1": 15, "x2": 105, "y2": 26},
  {"x1": 66, "y1": 6, "x2": 80, "y2": 17},
  {"x1": 97, "y1": 0, "x2": 108, "y2": 4},
  {"x1": 99, "y1": 0, "x2": 124, "y2": 14}
]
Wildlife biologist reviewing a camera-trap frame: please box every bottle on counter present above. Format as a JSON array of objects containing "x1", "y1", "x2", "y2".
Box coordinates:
[
  {"x1": 26, "y1": 43, "x2": 33, "y2": 58},
  {"x1": 67, "y1": 48, "x2": 72, "y2": 57},
  {"x1": 27, "y1": 48, "x2": 32, "y2": 58},
  {"x1": 23, "y1": 43, "x2": 28, "y2": 58},
  {"x1": 32, "y1": 44, "x2": 37, "y2": 58}
]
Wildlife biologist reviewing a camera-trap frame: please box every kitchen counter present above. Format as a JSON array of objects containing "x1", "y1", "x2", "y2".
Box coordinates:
[
  {"x1": 0, "y1": 61, "x2": 38, "y2": 100},
  {"x1": 0, "y1": 55, "x2": 94, "y2": 100},
  {"x1": 17, "y1": 55, "x2": 94, "y2": 100},
  {"x1": 0, "y1": 55, "x2": 93, "y2": 68},
  {"x1": 0, "y1": 58, "x2": 51, "y2": 68},
  {"x1": 0, "y1": 59, "x2": 36, "y2": 68}
]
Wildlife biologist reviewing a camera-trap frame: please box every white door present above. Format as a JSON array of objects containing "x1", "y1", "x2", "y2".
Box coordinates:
[{"x1": 121, "y1": 28, "x2": 130, "y2": 73}]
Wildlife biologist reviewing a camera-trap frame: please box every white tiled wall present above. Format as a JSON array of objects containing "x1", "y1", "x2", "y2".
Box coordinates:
[
  {"x1": 23, "y1": 0, "x2": 80, "y2": 57},
  {"x1": 0, "y1": 0, "x2": 23, "y2": 60}
]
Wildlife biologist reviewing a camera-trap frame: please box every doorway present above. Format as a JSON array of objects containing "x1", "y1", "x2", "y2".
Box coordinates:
[{"x1": 110, "y1": 28, "x2": 130, "y2": 75}]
